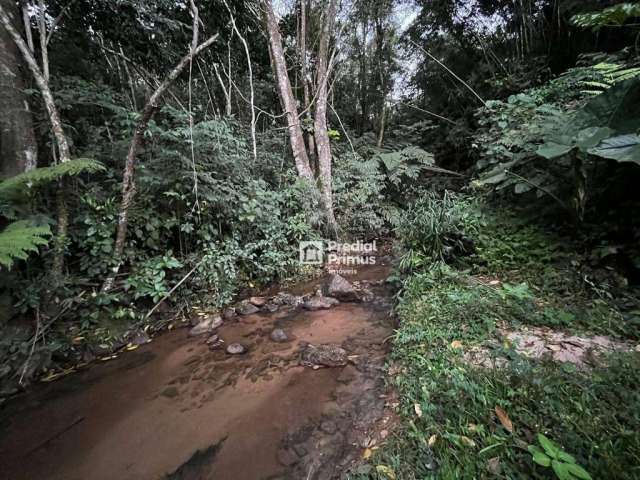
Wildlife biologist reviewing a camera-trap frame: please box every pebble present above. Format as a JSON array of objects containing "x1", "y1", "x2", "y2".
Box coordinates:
[{"x1": 226, "y1": 343, "x2": 247, "y2": 355}]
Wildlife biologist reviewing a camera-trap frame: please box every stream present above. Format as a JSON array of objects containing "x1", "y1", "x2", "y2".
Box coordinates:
[{"x1": 0, "y1": 262, "x2": 395, "y2": 480}]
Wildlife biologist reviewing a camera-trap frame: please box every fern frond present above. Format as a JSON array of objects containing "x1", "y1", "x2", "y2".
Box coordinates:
[
  {"x1": 0, "y1": 221, "x2": 52, "y2": 269},
  {"x1": 0, "y1": 158, "x2": 105, "y2": 199}
]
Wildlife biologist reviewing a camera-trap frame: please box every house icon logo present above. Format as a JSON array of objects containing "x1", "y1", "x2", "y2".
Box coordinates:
[{"x1": 299, "y1": 241, "x2": 324, "y2": 265}]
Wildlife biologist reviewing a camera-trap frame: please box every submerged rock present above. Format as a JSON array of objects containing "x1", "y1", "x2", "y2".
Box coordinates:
[
  {"x1": 300, "y1": 343, "x2": 348, "y2": 367},
  {"x1": 189, "y1": 315, "x2": 223, "y2": 336},
  {"x1": 270, "y1": 328, "x2": 289, "y2": 343},
  {"x1": 323, "y1": 274, "x2": 360, "y2": 302},
  {"x1": 302, "y1": 296, "x2": 339, "y2": 311}
]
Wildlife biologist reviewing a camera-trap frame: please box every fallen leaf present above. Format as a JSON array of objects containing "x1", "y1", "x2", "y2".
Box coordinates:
[
  {"x1": 428, "y1": 434, "x2": 437, "y2": 447},
  {"x1": 486, "y1": 456, "x2": 501, "y2": 475},
  {"x1": 494, "y1": 406, "x2": 514, "y2": 433},
  {"x1": 125, "y1": 344, "x2": 139, "y2": 351},
  {"x1": 450, "y1": 340, "x2": 463, "y2": 349},
  {"x1": 460, "y1": 436, "x2": 476, "y2": 447},
  {"x1": 414, "y1": 403, "x2": 423, "y2": 418},
  {"x1": 376, "y1": 465, "x2": 396, "y2": 479},
  {"x1": 362, "y1": 448, "x2": 373, "y2": 460}
]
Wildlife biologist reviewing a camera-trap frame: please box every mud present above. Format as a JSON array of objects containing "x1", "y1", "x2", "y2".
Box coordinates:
[{"x1": 0, "y1": 263, "x2": 395, "y2": 480}]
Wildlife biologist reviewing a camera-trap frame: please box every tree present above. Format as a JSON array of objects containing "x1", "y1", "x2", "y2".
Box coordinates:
[
  {"x1": 0, "y1": 0, "x2": 73, "y2": 285},
  {"x1": 313, "y1": 0, "x2": 339, "y2": 237},
  {"x1": 101, "y1": 0, "x2": 220, "y2": 292},
  {"x1": 262, "y1": 0, "x2": 314, "y2": 181},
  {"x1": 0, "y1": 0, "x2": 37, "y2": 178}
]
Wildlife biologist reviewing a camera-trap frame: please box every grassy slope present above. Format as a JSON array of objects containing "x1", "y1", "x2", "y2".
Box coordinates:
[{"x1": 352, "y1": 207, "x2": 640, "y2": 479}]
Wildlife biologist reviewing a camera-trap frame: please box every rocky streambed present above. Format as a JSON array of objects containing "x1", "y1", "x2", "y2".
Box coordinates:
[{"x1": 0, "y1": 262, "x2": 396, "y2": 480}]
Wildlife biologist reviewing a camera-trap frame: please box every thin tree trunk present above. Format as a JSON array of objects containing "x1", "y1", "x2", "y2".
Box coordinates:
[
  {"x1": 101, "y1": 9, "x2": 219, "y2": 292},
  {"x1": 313, "y1": 0, "x2": 339, "y2": 238},
  {"x1": 262, "y1": 0, "x2": 314, "y2": 180},
  {"x1": 299, "y1": 0, "x2": 316, "y2": 170},
  {"x1": 0, "y1": 0, "x2": 37, "y2": 178},
  {"x1": 0, "y1": 1, "x2": 71, "y2": 285}
]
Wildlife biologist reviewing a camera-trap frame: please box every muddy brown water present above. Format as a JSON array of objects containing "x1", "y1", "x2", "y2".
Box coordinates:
[{"x1": 0, "y1": 264, "x2": 395, "y2": 480}]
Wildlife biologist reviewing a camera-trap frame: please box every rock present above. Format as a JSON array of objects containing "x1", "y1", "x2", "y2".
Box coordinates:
[
  {"x1": 161, "y1": 386, "x2": 179, "y2": 398},
  {"x1": 237, "y1": 301, "x2": 260, "y2": 315},
  {"x1": 226, "y1": 343, "x2": 247, "y2": 355},
  {"x1": 262, "y1": 302, "x2": 280, "y2": 313},
  {"x1": 272, "y1": 292, "x2": 304, "y2": 307},
  {"x1": 323, "y1": 274, "x2": 360, "y2": 302},
  {"x1": 276, "y1": 448, "x2": 298, "y2": 466},
  {"x1": 249, "y1": 296, "x2": 268, "y2": 307},
  {"x1": 302, "y1": 296, "x2": 339, "y2": 311},
  {"x1": 293, "y1": 444, "x2": 308, "y2": 457},
  {"x1": 189, "y1": 315, "x2": 223, "y2": 336},
  {"x1": 127, "y1": 330, "x2": 151, "y2": 346},
  {"x1": 270, "y1": 328, "x2": 289, "y2": 343},
  {"x1": 222, "y1": 307, "x2": 237, "y2": 320},
  {"x1": 320, "y1": 420, "x2": 338, "y2": 434},
  {"x1": 300, "y1": 343, "x2": 348, "y2": 367}
]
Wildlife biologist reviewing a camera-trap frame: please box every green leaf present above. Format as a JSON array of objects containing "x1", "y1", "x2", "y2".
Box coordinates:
[
  {"x1": 537, "y1": 142, "x2": 573, "y2": 160},
  {"x1": 588, "y1": 134, "x2": 640, "y2": 165},
  {"x1": 556, "y1": 450, "x2": 576, "y2": 464},
  {"x1": 566, "y1": 463, "x2": 592, "y2": 480},
  {"x1": 538, "y1": 434, "x2": 560, "y2": 459},
  {"x1": 552, "y1": 460, "x2": 573, "y2": 480},
  {"x1": 0, "y1": 221, "x2": 52, "y2": 269},
  {"x1": 529, "y1": 445, "x2": 552, "y2": 467}
]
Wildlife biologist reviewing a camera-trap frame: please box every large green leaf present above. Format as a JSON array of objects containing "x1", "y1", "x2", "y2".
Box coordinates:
[
  {"x1": 574, "y1": 77, "x2": 640, "y2": 133},
  {"x1": 588, "y1": 134, "x2": 640, "y2": 165}
]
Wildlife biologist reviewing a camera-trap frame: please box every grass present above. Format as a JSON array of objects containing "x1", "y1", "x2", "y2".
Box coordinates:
[{"x1": 351, "y1": 202, "x2": 640, "y2": 479}]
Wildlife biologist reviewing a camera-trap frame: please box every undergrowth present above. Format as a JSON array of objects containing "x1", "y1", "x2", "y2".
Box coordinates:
[{"x1": 352, "y1": 194, "x2": 640, "y2": 479}]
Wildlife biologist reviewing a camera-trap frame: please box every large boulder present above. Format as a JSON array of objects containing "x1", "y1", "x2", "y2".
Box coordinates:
[
  {"x1": 189, "y1": 314, "x2": 223, "y2": 336},
  {"x1": 323, "y1": 274, "x2": 360, "y2": 302},
  {"x1": 300, "y1": 343, "x2": 348, "y2": 367}
]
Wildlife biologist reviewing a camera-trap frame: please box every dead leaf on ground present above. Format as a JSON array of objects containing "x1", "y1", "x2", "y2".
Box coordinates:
[
  {"x1": 451, "y1": 340, "x2": 463, "y2": 349},
  {"x1": 362, "y1": 448, "x2": 373, "y2": 460},
  {"x1": 487, "y1": 456, "x2": 501, "y2": 475},
  {"x1": 414, "y1": 403, "x2": 423, "y2": 418},
  {"x1": 376, "y1": 465, "x2": 396, "y2": 479},
  {"x1": 428, "y1": 434, "x2": 437, "y2": 447},
  {"x1": 494, "y1": 406, "x2": 514, "y2": 433},
  {"x1": 460, "y1": 435, "x2": 476, "y2": 447}
]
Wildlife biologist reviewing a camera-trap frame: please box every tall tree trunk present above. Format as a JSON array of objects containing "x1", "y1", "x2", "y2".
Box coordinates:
[
  {"x1": 299, "y1": 0, "x2": 316, "y2": 171},
  {"x1": 262, "y1": 0, "x2": 314, "y2": 181},
  {"x1": 375, "y1": 17, "x2": 386, "y2": 148},
  {"x1": 313, "y1": 0, "x2": 339, "y2": 238},
  {"x1": 0, "y1": 0, "x2": 37, "y2": 178},
  {"x1": 101, "y1": 7, "x2": 219, "y2": 292},
  {"x1": 358, "y1": 17, "x2": 369, "y2": 135},
  {"x1": 0, "y1": 1, "x2": 71, "y2": 286}
]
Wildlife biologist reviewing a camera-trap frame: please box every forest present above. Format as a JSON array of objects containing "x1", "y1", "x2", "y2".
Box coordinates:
[{"x1": 0, "y1": 0, "x2": 639, "y2": 479}]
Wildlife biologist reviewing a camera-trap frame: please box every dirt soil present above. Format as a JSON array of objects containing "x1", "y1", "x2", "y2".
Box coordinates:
[{"x1": 0, "y1": 262, "x2": 395, "y2": 480}]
